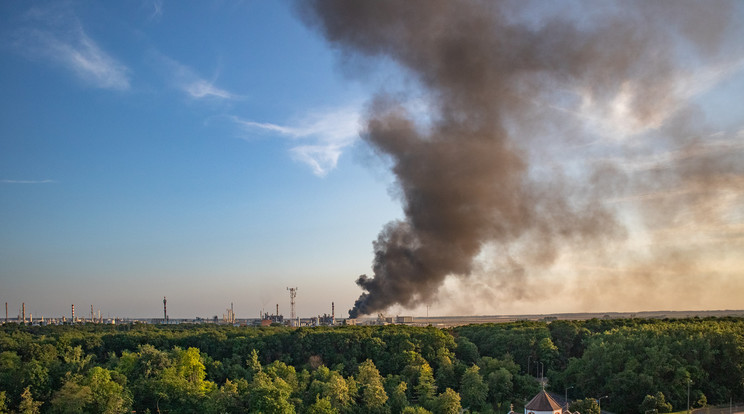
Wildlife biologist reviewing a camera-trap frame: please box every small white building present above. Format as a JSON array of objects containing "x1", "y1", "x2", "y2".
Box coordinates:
[{"x1": 525, "y1": 390, "x2": 563, "y2": 414}]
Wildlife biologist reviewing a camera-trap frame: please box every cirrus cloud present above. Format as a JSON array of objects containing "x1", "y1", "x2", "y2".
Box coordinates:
[
  {"x1": 227, "y1": 106, "x2": 361, "y2": 176},
  {"x1": 13, "y1": 4, "x2": 130, "y2": 91}
]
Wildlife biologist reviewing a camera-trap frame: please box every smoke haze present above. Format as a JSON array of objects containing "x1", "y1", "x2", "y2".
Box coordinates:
[{"x1": 297, "y1": 0, "x2": 744, "y2": 317}]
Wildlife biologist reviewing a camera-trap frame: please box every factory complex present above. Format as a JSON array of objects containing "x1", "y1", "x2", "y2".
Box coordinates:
[{"x1": 2, "y1": 286, "x2": 416, "y2": 328}]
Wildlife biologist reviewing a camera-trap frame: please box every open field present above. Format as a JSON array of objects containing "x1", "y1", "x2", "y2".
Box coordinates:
[{"x1": 404, "y1": 309, "x2": 744, "y2": 327}]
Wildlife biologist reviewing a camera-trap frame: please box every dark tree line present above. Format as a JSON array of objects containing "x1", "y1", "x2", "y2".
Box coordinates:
[
  {"x1": 455, "y1": 317, "x2": 744, "y2": 413},
  {"x1": 0, "y1": 317, "x2": 741, "y2": 413}
]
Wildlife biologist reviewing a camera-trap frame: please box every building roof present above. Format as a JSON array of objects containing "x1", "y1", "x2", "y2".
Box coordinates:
[{"x1": 526, "y1": 390, "x2": 563, "y2": 412}]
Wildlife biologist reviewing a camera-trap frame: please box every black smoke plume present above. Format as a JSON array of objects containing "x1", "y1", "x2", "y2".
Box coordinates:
[{"x1": 297, "y1": 1, "x2": 742, "y2": 318}]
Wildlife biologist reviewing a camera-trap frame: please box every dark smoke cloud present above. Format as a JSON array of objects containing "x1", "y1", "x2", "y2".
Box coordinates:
[{"x1": 297, "y1": 0, "x2": 743, "y2": 317}]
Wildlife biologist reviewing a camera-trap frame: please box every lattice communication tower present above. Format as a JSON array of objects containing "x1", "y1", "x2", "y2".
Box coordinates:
[{"x1": 287, "y1": 287, "x2": 298, "y2": 321}]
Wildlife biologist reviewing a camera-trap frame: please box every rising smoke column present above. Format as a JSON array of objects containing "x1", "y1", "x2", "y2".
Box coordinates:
[{"x1": 297, "y1": 0, "x2": 741, "y2": 317}]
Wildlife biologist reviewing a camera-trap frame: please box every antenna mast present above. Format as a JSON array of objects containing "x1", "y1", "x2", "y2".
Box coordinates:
[{"x1": 287, "y1": 287, "x2": 298, "y2": 324}]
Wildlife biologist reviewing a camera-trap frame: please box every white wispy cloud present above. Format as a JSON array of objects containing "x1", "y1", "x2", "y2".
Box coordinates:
[
  {"x1": 1, "y1": 179, "x2": 55, "y2": 184},
  {"x1": 184, "y1": 79, "x2": 234, "y2": 99},
  {"x1": 290, "y1": 144, "x2": 346, "y2": 177},
  {"x1": 154, "y1": 53, "x2": 236, "y2": 100},
  {"x1": 147, "y1": 0, "x2": 164, "y2": 21},
  {"x1": 14, "y1": 5, "x2": 130, "y2": 90},
  {"x1": 228, "y1": 106, "x2": 362, "y2": 176}
]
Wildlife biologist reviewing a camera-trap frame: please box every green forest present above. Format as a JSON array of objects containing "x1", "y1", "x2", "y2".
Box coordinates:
[{"x1": 0, "y1": 317, "x2": 742, "y2": 414}]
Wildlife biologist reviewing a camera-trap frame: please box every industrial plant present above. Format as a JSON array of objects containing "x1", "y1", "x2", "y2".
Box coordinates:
[
  {"x1": 1, "y1": 286, "x2": 416, "y2": 328},
  {"x1": 6, "y1": 288, "x2": 744, "y2": 329}
]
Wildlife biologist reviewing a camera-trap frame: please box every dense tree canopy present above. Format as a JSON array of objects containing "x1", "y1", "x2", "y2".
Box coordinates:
[
  {"x1": 0, "y1": 317, "x2": 741, "y2": 413},
  {"x1": 569, "y1": 397, "x2": 600, "y2": 414}
]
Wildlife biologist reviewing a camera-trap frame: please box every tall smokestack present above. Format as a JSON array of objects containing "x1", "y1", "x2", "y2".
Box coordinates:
[
  {"x1": 299, "y1": 0, "x2": 743, "y2": 317},
  {"x1": 22, "y1": 303, "x2": 25, "y2": 324},
  {"x1": 71, "y1": 304, "x2": 75, "y2": 323},
  {"x1": 163, "y1": 296, "x2": 167, "y2": 323},
  {"x1": 276, "y1": 303, "x2": 279, "y2": 317},
  {"x1": 5, "y1": 302, "x2": 7, "y2": 323},
  {"x1": 331, "y1": 302, "x2": 335, "y2": 324}
]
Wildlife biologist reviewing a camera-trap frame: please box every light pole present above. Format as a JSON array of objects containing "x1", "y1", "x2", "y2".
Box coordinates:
[
  {"x1": 565, "y1": 386, "x2": 574, "y2": 410},
  {"x1": 687, "y1": 379, "x2": 692, "y2": 414},
  {"x1": 541, "y1": 362, "x2": 544, "y2": 382},
  {"x1": 539, "y1": 362, "x2": 544, "y2": 384},
  {"x1": 534, "y1": 361, "x2": 544, "y2": 387},
  {"x1": 598, "y1": 395, "x2": 608, "y2": 413}
]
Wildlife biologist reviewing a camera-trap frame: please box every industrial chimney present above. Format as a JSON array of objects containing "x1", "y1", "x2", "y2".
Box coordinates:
[
  {"x1": 163, "y1": 296, "x2": 167, "y2": 323},
  {"x1": 71, "y1": 304, "x2": 75, "y2": 323}
]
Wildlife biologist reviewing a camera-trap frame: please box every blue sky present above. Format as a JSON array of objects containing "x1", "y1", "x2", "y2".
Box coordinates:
[
  {"x1": 1, "y1": 1, "x2": 743, "y2": 319},
  {"x1": 0, "y1": 1, "x2": 406, "y2": 319}
]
